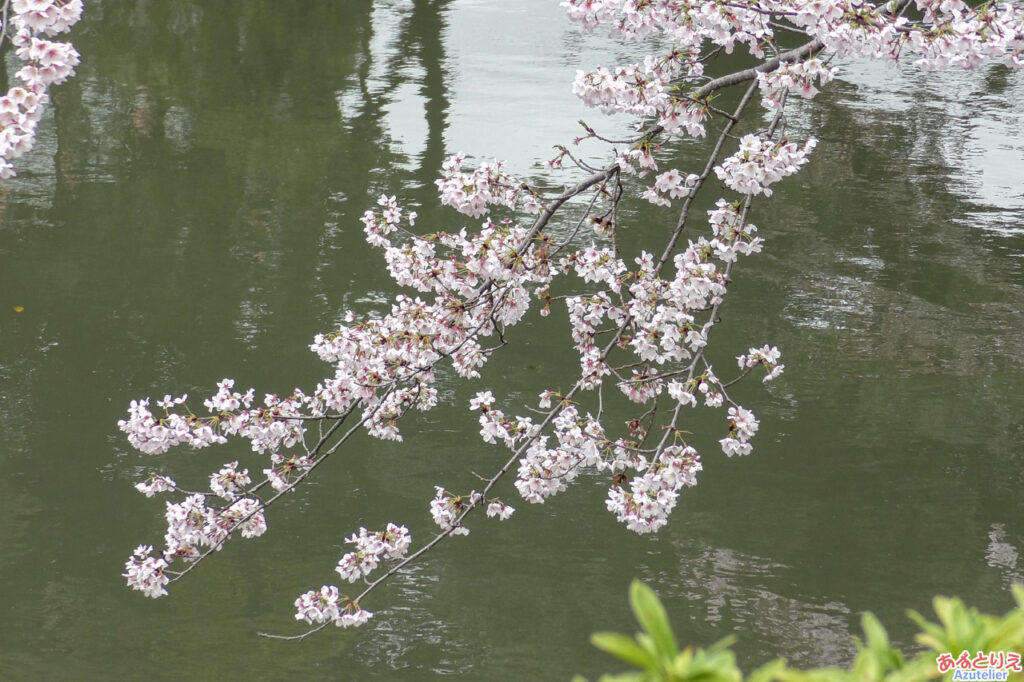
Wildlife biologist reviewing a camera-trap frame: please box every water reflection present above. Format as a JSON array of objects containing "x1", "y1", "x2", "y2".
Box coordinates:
[
  {"x1": 356, "y1": 563, "x2": 481, "y2": 675},
  {"x1": 836, "y1": 60, "x2": 1024, "y2": 240},
  {"x1": 648, "y1": 541, "x2": 856, "y2": 668},
  {"x1": 336, "y1": 0, "x2": 451, "y2": 175},
  {"x1": 31, "y1": 0, "x2": 464, "y2": 364},
  {"x1": 718, "y1": 50, "x2": 1024, "y2": 669},
  {"x1": 0, "y1": 3, "x2": 464, "y2": 676},
  {"x1": 987, "y1": 523, "x2": 1023, "y2": 589}
]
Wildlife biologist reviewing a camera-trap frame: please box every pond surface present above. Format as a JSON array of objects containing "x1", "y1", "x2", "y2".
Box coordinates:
[{"x1": 1, "y1": 1, "x2": 1022, "y2": 679}]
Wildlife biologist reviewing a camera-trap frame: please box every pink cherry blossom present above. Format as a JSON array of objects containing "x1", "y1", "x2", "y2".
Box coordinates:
[
  {"x1": 123, "y1": 545, "x2": 169, "y2": 599},
  {"x1": 115, "y1": 0, "x2": 1024, "y2": 635},
  {"x1": 0, "y1": 0, "x2": 82, "y2": 180}
]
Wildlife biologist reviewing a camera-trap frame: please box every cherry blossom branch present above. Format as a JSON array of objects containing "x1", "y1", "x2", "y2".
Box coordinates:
[
  {"x1": 0, "y1": 0, "x2": 83, "y2": 180},
  {"x1": 123, "y1": 0, "x2": 1024, "y2": 636},
  {"x1": 257, "y1": 71, "x2": 791, "y2": 638}
]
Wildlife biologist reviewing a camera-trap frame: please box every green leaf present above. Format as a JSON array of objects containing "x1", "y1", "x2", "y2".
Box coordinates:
[
  {"x1": 681, "y1": 648, "x2": 743, "y2": 682},
  {"x1": 852, "y1": 612, "x2": 903, "y2": 678},
  {"x1": 985, "y1": 608, "x2": 1024, "y2": 650},
  {"x1": 906, "y1": 608, "x2": 948, "y2": 652},
  {"x1": 579, "y1": 581, "x2": 1024, "y2": 682},
  {"x1": 860, "y1": 612, "x2": 888, "y2": 651},
  {"x1": 636, "y1": 632, "x2": 659, "y2": 658},
  {"x1": 629, "y1": 580, "x2": 679, "y2": 660},
  {"x1": 591, "y1": 632, "x2": 657, "y2": 670},
  {"x1": 668, "y1": 647, "x2": 694, "y2": 678},
  {"x1": 746, "y1": 658, "x2": 787, "y2": 682}
]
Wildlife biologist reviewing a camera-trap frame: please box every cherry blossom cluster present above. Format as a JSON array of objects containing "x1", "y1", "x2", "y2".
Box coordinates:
[
  {"x1": 666, "y1": 379, "x2": 696, "y2": 409},
  {"x1": 757, "y1": 58, "x2": 837, "y2": 110},
  {"x1": 694, "y1": 368, "x2": 725, "y2": 408},
  {"x1": 294, "y1": 585, "x2": 373, "y2": 628},
  {"x1": 121, "y1": 118, "x2": 795, "y2": 612},
  {"x1": 658, "y1": 98, "x2": 709, "y2": 139},
  {"x1": 209, "y1": 461, "x2": 251, "y2": 501},
  {"x1": 805, "y1": 0, "x2": 1024, "y2": 69},
  {"x1": 619, "y1": 367, "x2": 664, "y2": 403},
  {"x1": 486, "y1": 499, "x2": 515, "y2": 520},
  {"x1": 468, "y1": 380, "x2": 713, "y2": 535},
  {"x1": 121, "y1": 382, "x2": 311, "y2": 511},
  {"x1": 623, "y1": 248, "x2": 721, "y2": 358},
  {"x1": 570, "y1": 70, "x2": 708, "y2": 141},
  {"x1": 471, "y1": 382, "x2": 732, "y2": 537},
  {"x1": 0, "y1": 0, "x2": 83, "y2": 180},
  {"x1": 737, "y1": 344, "x2": 785, "y2": 382},
  {"x1": 430, "y1": 487, "x2": 478, "y2": 536},
  {"x1": 162, "y1": 493, "x2": 267, "y2": 562},
  {"x1": 374, "y1": 218, "x2": 547, "y2": 308},
  {"x1": 124, "y1": 472, "x2": 268, "y2": 598},
  {"x1": 707, "y1": 199, "x2": 763, "y2": 263},
  {"x1": 563, "y1": 0, "x2": 1024, "y2": 72},
  {"x1": 605, "y1": 445, "x2": 702, "y2": 534},
  {"x1": 563, "y1": 0, "x2": 771, "y2": 58},
  {"x1": 562, "y1": 244, "x2": 627, "y2": 290},
  {"x1": 309, "y1": 185, "x2": 557, "y2": 446},
  {"x1": 570, "y1": 51, "x2": 711, "y2": 140},
  {"x1": 642, "y1": 168, "x2": 700, "y2": 207},
  {"x1": 262, "y1": 452, "x2": 314, "y2": 493},
  {"x1": 360, "y1": 193, "x2": 417, "y2": 249},
  {"x1": 563, "y1": 0, "x2": 772, "y2": 133},
  {"x1": 461, "y1": 168, "x2": 789, "y2": 532},
  {"x1": 427, "y1": 481, "x2": 514, "y2": 531},
  {"x1": 123, "y1": 497, "x2": 266, "y2": 597},
  {"x1": 123, "y1": 545, "x2": 169, "y2": 599},
  {"x1": 219, "y1": 498, "x2": 268, "y2": 538},
  {"x1": 515, "y1": 402, "x2": 609, "y2": 503},
  {"x1": 714, "y1": 135, "x2": 817, "y2": 197},
  {"x1": 117, "y1": 381, "x2": 305, "y2": 457},
  {"x1": 562, "y1": 239, "x2": 732, "y2": 393},
  {"x1": 118, "y1": 397, "x2": 225, "y2": 455},
  {"x1": 434, "y1": 152, "x2": 542, "y2": 218},
  {"x1": 719, "y1": 406, "x2": 760, "y2": 457},
  {"x1": 466, "y1": 392, "x2": 604, "y2": 505},
  {"x1": 572, "y1": 64, "x2": 672, "y2": 117},
  {"x1": 563, "y1": 0, "x2": 1023, "y2": 143},
  {"x1": 906, "y1": 4, "x2": 1024, "y2": 70},
  {"x1": 134, "y1": 473, "x2": 177, "y2": 498},
  {"x1": 616, "y1": 141, "x2": 663, "y2": 175},
  {"x1": 334, "y1": 523, "x2": 411, "y2": 583}
]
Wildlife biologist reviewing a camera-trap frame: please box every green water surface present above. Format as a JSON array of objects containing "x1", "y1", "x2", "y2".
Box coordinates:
[{"x1": 1, "y1": 1, "x2": 1022, "y2": 679}]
